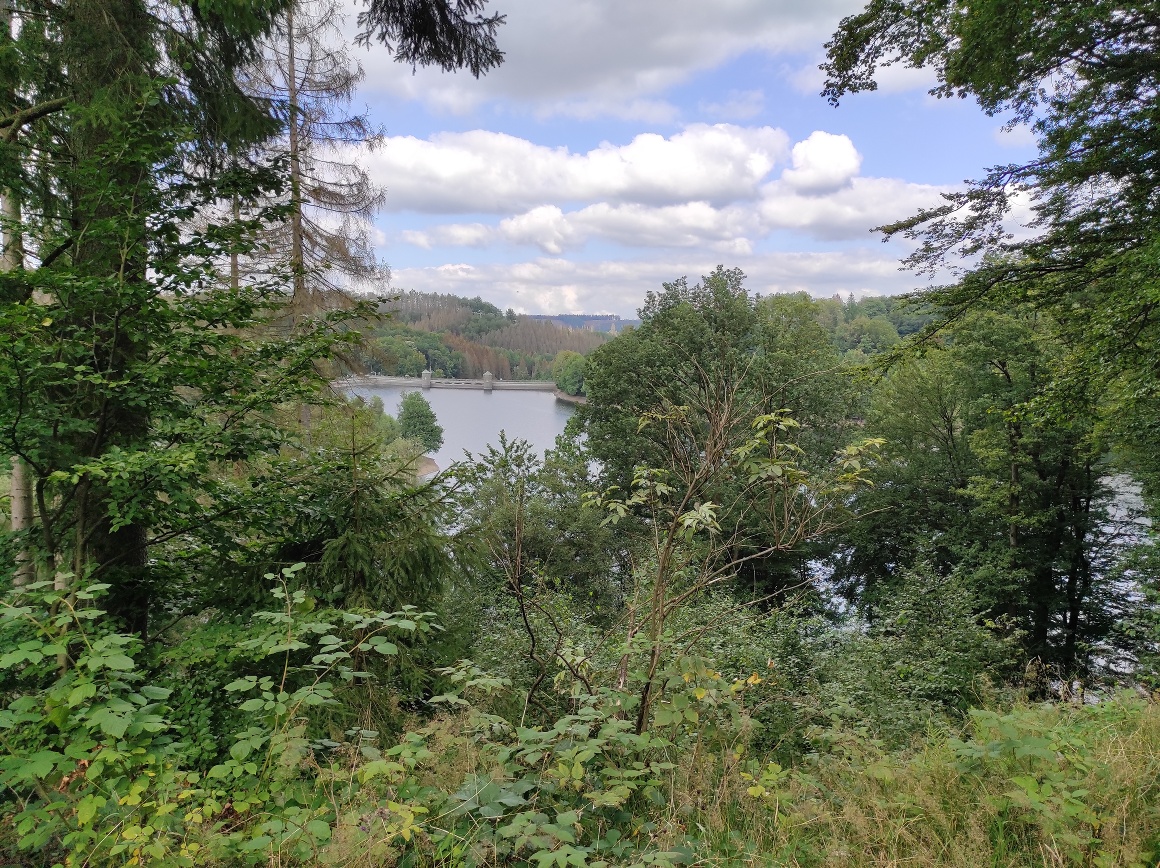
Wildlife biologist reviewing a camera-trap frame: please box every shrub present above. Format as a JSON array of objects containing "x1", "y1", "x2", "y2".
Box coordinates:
[{"x1": 398, "y1": 391, "x2": 444, "y2": 452}]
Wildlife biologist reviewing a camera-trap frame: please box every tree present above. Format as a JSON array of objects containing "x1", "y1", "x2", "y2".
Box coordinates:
[
  {"x1": 578, "y1": 270, "x2": 853, "y2": 489},
  {"x1": 0, "y1": 0, "x2": 506, "y2": 613},
  {"x1": 577, "y1": 271, "x2": 857, "y2": 599},
  {"x1": 357, "y1": 0, "x2": 505, "y2": 76},
  {"x1": 398, "y1": 391, "x2": 444, "y2": 452},
  {"x1": 0, "y1": 0, "x2": 300, "y2": 631},
  {"x1": 835, "y1": 315, "x2": 900, "y2": 356},
  {"x1": 552, "y1": 350, "x2": 585, "y2": 396},
  {"x1": 242, "y1": 0, "x2": 388, "y2": 305},
  {"x1": 822, "y1": 1, "x2": 1160, "y2": 458},
  {"x1": 832, "y1": 310, "x2": 1136, "y2": 679}
]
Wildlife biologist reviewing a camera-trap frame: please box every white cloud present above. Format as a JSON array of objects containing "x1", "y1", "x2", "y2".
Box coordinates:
[
  {"x1": 397, "y1": 174, "x2": 945, "y2": 253},
  {"x1": 400, "y1": 229, "x2": 432, "y2": 249},
  {"x1": 872, "y1": 63, "x2": 941, "y2": 95},
  {"x1": 365, "y1": 124, "x2": 790, "y2": 213},
  {"x1": 500, "y1": 206, "x2": 576, "y2": 254},
  {"x1": 388, "y1": 249, "x2": 925, "y2": 317},
  {"x1": 758, "y1": 177, "x2": 944, "y2": 240},
  {"x1": 351, "y1": 0, "x2": 865, "y2": 116},
  {"x1": 498, "y1": 201, "x2": 756, "y2": 253},
  {"x1": 382, "y1": 125, "x2": 948, "y2": 252},
  {"x1": 780, "y1": 131, "x2": 861, "y2": 194},
  {"x1": 403, "y1": 222, "x2": 494, "y2": 249},
  {"x1": 788, "y1": 55, "x2": 939, "y2": 98}
]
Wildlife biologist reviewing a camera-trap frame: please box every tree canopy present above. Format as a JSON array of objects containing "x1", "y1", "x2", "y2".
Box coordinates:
[
  {"x1": 823, "y1": 1, "x2": 1160, "y2": 459},
  {"x1": 398, "y1": 391, "x2": 444, "y2": 452}
]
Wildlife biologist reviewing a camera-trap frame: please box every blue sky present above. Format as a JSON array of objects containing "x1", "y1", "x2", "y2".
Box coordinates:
[{"x1": 342, "y1": 0, "x2": 1037, "y2": 317}]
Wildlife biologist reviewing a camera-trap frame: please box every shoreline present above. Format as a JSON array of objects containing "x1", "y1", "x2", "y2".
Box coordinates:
[
  {"x1": 337, "y1": 375, "x2": 555, "y2": 392},
  {"x1": 553, "y1": 389, "x2": 587, "y2": 405},
  {"x1": 413, "y1": 455, "x2": 439, "y2": 478}
]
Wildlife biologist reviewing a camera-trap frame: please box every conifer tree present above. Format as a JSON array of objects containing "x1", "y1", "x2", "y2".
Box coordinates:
[
  {"x1": 242, "y1": 0, "x2": 389, "y2": 306},
  {"x1": 0, "y1": 0, "x2": 506, "y2": 627}
]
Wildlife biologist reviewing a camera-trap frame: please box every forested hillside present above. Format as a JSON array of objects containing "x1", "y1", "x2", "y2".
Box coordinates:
[
  {"x1": 360, "y1": 291, "x2": 608, "y2": 380},
  {"x1": 4, "y1": 0, "x2": 1160, "y2": 866}
]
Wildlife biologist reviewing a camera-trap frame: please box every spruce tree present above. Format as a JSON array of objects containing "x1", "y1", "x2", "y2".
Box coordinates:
[
  {"x1": 0, "y1": 0, "x2": 506, "y2": 631},
  {"x1": 242, "y1": 0, "x2": 389, "y2": 306}
]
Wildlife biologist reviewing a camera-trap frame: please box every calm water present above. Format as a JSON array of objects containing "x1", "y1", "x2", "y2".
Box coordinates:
[{"x1": 348, "y1": 385, "x2": 576, "y2": 470}]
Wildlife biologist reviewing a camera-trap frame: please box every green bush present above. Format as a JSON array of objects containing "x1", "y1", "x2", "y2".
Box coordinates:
[
  {"x1": 398, "y1": 391, "x2": 444, "y2": 452},
  {"x1": 552, "y1": 351, "x2": 585, "y2": 396}
]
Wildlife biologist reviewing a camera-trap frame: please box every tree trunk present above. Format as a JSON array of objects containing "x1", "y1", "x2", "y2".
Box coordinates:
[
  {"x1": 230, "y1": 194, "x2": 240, "y2": 291},
  {"x1": 1, "y1": 0, "x2": 35, "y2": 587},
  {"x1": 60, "y1": 0, "x2": 154, "y2": 636},
  {"x1": 9, "y1": 454, "x2": 34, "y2": 586},
  {"x1": 287, "y1": 1, "x2": 306, "y2": 310}
]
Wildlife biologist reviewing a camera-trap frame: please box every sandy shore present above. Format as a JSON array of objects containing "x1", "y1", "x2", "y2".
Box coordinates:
[
  {"x1": 554, "y1": 389, "x2": 587, "y2": 405},
  {"x1": 414, "y1": 455, "x2": 439, "y2": 477}
]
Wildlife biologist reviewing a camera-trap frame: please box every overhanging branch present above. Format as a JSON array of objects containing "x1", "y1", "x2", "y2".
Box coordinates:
[{"x1": 1, "y1": 98, "x2": 69, "y2": 141}]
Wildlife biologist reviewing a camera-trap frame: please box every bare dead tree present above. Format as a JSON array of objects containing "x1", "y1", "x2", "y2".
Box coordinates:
[{"x1": 237, "y1": 0, "x2": 388, "y2": 309}]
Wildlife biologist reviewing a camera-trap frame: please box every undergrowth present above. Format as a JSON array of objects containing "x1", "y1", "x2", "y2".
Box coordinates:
[{"x1": 4, "y1": 568, "x2": 1159, "y2": 868}]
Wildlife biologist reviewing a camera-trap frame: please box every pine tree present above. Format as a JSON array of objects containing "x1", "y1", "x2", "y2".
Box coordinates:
[
  {"x1": 0, "y1": 0, "x2": 506, "y2": 625},
  {"x1": 242, "y1": 0, "x2": 388, "y2": 307}
]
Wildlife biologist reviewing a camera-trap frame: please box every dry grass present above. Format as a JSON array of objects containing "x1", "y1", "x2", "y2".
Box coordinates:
[
  {"x1": 708, "y1": 697, "x2": 1160, "y2": 867},
  {"x1": 305, "y1": 697, "x2": 1160, "y2": 867}
]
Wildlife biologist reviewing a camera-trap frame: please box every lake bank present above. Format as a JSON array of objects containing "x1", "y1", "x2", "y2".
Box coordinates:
[
  {"x1": 553, "y1": 390, "x2": 586, "y2": 405},
  {"x1": 337, "y1": 374, "x2": 555, "y2": 392}
]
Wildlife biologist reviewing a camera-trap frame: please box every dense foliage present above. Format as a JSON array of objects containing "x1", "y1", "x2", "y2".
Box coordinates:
[
  {"x1": 398, "y1": 392, "x2": 444, "y2": 453},
  {"x1": 822, "y1": 0, "x2": 1160, "y2": 501},
  {"x1": 3, "y1": 0, "x2": 1160, "y2": 865}
]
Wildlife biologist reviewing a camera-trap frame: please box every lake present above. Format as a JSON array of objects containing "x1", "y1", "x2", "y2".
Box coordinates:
[{"x1": 347, "y1": 384, "x2": 576, "y2": 470}]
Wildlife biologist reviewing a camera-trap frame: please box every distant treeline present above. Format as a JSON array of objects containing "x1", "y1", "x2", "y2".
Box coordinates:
[
  {"x1": 525, "y1": 313, "x2": 642, "y2": 332},
  {"x1": 356, "y1": 291, "x2": 608, "y2": 380},
  {"x1": 352, "y1": 290, "x2": 937, "y2": 386}
]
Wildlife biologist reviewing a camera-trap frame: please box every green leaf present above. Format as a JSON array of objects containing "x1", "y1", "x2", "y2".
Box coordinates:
[
  {"x1": 77, "y1": 794, "x2": 105, "y2": 825},
  {"x1": 230, "y1": 740, "x2": 253, "y2": 761},
  {"x1": 68, "y1": 682, "x2": 97, "y2": 707},
  {"x1": 20, "y1": 750, "x2": 62, "y2": 780},
  {"x1": 94, "y1": 711, "x2": 130, "y2": 739},
  {"x1": 102, "y1": 654, "x2": 135, "y2": 671},
  {"x1": 305, "y1": 819, "x2": 331, "y2": 841}
]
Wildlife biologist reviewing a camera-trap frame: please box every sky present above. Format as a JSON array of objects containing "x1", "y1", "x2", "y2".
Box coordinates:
[{"x1": 342, "y1": 0, "x2": 1037, "y2": 317}]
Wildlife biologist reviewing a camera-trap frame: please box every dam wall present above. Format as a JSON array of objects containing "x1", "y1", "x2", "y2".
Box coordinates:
[{"x1": 337, "y1": 373, "x2": 556, "y2": 392}]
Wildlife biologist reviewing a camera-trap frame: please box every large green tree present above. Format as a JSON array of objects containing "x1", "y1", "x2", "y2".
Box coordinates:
[
  {"x1": 0, "y1": 0, "x2": 298, "y2": 633},
  {"x1": 577, "y1": 268, "x2": 853, "y2": 488},
  {"x1": 577, "y1": 268, "x2": 857, "y2": 597},
  {"x1": 834, "y1": 310, "x2": 1137, "y2": 678},
  {"x1": 823, "y1": 1, "x2": 1160, "y2": 477},
  {"x1": 0, "y1": 0, "x2": 506, "y2": 632},
  {"x1": 398, "y1": 391, "x2": 444, "y2": 452}
]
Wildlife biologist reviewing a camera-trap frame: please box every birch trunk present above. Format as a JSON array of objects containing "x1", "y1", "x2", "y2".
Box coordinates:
[{"x1": 2, "y1": 0, "x2": 34, "y2": 587}]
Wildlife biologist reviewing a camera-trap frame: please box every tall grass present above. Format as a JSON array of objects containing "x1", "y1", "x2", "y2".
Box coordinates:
[{"x1": 316, "y1": 695, "x2": 1160, "y2": 867}]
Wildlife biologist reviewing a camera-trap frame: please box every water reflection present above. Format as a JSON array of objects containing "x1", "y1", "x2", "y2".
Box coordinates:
[{"x1": 346, "y1": 384, "x2": 576, "y2": 470}]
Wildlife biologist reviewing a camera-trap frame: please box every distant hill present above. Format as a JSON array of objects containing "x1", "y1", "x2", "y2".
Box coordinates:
[
  {"x1": 351, "y1": 291, "x2": 610, "y2": 380},
  {"x1": 525, "y1": 314, "x2": 641, "y2": 334}
]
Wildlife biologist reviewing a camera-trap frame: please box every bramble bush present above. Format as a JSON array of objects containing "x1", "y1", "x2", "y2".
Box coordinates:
[{"x1": 0, "y1": 564, "x2": 438, "y2": 866}]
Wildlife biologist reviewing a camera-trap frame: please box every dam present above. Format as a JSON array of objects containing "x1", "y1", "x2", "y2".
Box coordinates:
[{"x1": 336, "y1": 371, "x2": 556, "y2": 392}]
